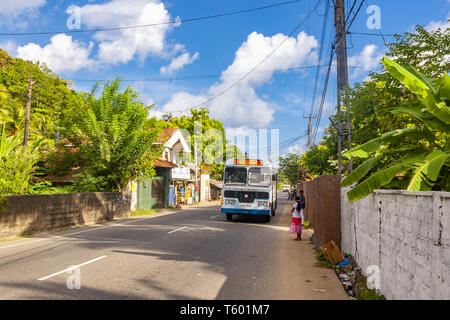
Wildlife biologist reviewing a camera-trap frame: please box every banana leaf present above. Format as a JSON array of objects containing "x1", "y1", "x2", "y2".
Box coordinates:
[
  {"x1": 343, "y1": 127, "x2": 423, "y2": 159},
  {"x1": 436, "y1": 73, "x2": 450, "y2": 103},
  {"x1": 390, "y1": 105, "x2": 450, "y2": 133},
  {"x1": 341, "y1": 145, "x2": 421, "y2": 187},
  {"x1": 382, "y1": 57, "x2": 450, "y2": 124},
  {"x1": 341, "y1": 155, "x2": 384, "y2": 187},
  {"x1": 0, "y1": 124, "x2": 23, "y2": 158},
  {"x1": 347, "y1": 152, "x2": 427, "y2": 202},
  {"x1": 407, "y1": 150, "x2": 450, "y2": 191},
  {"x1": 401, "y1": 64, "x2": 438, "y2": 95}
]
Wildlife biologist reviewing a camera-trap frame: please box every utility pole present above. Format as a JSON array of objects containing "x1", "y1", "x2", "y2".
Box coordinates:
[
  {"x1": 303, "y1": 115, "x2": 316, "y2": 151},
  {"x1": 334, "y1": 0, "x2": 349, "y2": 175},
  {"x1": 23, "y1": 76, "x2": 34, "y2": 149}
]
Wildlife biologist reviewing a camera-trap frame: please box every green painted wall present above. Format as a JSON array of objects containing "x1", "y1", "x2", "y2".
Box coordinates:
[{"x1": 137, "y1": 168, "x2": 171, "y2": 210}]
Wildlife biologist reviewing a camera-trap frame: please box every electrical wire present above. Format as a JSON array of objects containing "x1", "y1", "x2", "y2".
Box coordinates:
[
  {"x1": 310, "y1": 47, "x2": 334, "y2": 145},
  {"x1": 309, "y1": 0, "x2": 366, "y2": 146},
  {"x1": 0, "y1": 0, "x2": 304, "y2": 36},
  {"x1": 362, "y1": 1, "x2": 391, "y2": 48},
  {"x1": 349, "y1": 31, "x2": 396, "y2": 37},
  {"x1": 0, "y1": 89, "x2": 55, "y2": 108},
  {"x1": 68, "y1": 64, "x2": 340, "y2": 83},
  {"x1": 67, "y1": 63, "x2": 365, "y2": 83},
  {"x1": 166, "y1": 0, "x2": 325, "y2": 114},
  {"x1": 345, "y1": 0, "x2": 357, "y2": 25},
  {"x1": 308, "y1": 0, "x2": 330, "y2": 116}
]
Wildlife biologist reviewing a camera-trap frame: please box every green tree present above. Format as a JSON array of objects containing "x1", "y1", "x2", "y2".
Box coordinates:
[
  {"x1": 0, "y1": 123, "x2": 37, "y2": 195},
  {"x1": 341, "y1": 58, "x2": 450, "y2": 202},
  {"x1": 278, "y1": 153, "x2": 302, "y2": 186},
  {"x1": 0, "y1": 50, "x2": 81, "y2": 149},
  {"x1": 343, "y1": 25, "x2": 449, "y2": 150},
  {"x1": 158, "y1": 108, "x2": 240, "y2": 180},
  {"x1": 301, "y1": 133, "x2": 338, "y2": 176},
  {"x1": 76, "y1": 79, "x2": 162, "y2": 191}
]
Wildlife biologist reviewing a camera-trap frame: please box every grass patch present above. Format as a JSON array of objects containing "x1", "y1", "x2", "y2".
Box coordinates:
[
  {"x1": 355, "y1": 278, "x2": 386, "y2": 300},
  {"x1": 131, "y1": 209, "x2": 156, "y2": 216},
  {"x1": 0, "y1": 236, "x2": 30, "y2": 243},
  {"x1": 315, "y1": 252, "x2": 335, "y2": 269}
]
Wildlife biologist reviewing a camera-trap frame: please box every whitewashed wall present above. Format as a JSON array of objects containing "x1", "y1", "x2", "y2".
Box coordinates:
[{"x1": 341, "y1": 188, "x2": 450, "y2": 300}]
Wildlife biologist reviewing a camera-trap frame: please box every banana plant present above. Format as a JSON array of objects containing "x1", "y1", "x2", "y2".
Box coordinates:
[
  {"x1": 341, "y1": 57, "x2": 450, "y2": 202},
  {"x1": 0, "y1": 123, "x2": 23, "y2": 158}
]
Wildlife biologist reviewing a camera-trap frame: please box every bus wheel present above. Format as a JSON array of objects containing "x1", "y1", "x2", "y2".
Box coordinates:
[
  {"x1": 264, "y1": 215, "x2": 271, "y2": 222},
  {"x1": 226, "y1": 214, "x2": 233, "y2": 221}
]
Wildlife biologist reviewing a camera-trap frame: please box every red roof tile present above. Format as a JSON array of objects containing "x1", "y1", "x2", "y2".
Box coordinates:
[
  {"x1": 154, "y1": 158, "x2": 178, "y2": 168},
  {"x1": 155, "y1": 128, "x2": 178, "y2": 143}
]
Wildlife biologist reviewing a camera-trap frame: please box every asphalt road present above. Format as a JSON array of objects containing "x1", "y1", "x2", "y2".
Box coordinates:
[{"x1": 0, "y1": 193, "x2": 347, "y2": 300}]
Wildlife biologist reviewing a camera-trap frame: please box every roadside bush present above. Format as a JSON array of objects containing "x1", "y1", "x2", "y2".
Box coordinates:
[{"x1": 0, "y1": 148, "x2": 37, "y2": 195}]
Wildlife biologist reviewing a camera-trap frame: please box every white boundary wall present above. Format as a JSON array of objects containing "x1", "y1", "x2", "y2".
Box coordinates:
[{"x1": 341, "y1": 188, "x2": 450, "y2": 300}]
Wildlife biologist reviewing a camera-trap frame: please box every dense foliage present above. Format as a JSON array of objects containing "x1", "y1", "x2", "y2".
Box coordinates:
[
  {"x1": 278, "y1": 153, "x2": 303, "y2": 186},
  {"x1": 149, "y1": 108, "x2": 241, "y2": 180},
  {"x1": 300, "y1": 25, "x2": 449, "y2": 200},
  {"x1": 76, "y1": 79, "x2": 162, "y2": 191}
]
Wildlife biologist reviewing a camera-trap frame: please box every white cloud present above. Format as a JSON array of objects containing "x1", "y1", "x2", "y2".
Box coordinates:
[
  {"x1": 0, "y1": 0, "x2": 45, "y2": 17},
  {"x1": 347, "y1": 44, "x2": 384, "y2": 79},
  {"x1": 6, "y1": 0, "x2": 195, "y2": 74},
  {"x1": 161, "y1": 52, "x2": 199, "y2": 75},
  {"x1": 286, "y1": 142, "x2": 306, "y2": 155},
  {"x1": 161, "y1": 31, "x2": 319, "y2": 129},
  {"x1": 16, "y1": 34, "x2": 94, "y2": 74},
  {"x1": 425, "y1": 12, "x2": 450, "y2": 31},
  {"x1": 226, "y1": 126, "x2": 258, "y2": 138},
  {"x1": 79, "y1": 0, "x2": 184, "y2": 65},
  {"x1": 0, "y1": 41, "x2": 18, "y2": 56}
]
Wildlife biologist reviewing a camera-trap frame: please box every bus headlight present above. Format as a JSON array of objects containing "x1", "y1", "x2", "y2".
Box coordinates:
[
  {"x1": 258, "y1": 201, "x2": 268, "y2": 207},
  {"x1": 225, "y1": 199, "x2": 236, "y2": 205}
]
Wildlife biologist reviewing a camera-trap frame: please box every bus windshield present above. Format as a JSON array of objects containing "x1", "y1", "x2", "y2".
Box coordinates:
[
  {"x1": 224, "y1": 167, "x2": 247, "y2": 185},
  {"x1": 248, "y1": 167, "x2": 271, "y2": 187}
]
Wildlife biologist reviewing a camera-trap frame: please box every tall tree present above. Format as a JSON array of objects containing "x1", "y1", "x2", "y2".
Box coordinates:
[
  {"x1": 76, "y1": 79, "x2": 162, "y2": 191},
  {"x1": 152, "y1": 108, "x2": 241, "y2": 180}
]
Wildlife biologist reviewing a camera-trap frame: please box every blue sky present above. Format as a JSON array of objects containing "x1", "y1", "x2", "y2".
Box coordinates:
[{"x1": 0, "y1": 0, "x2": 448, "y2": 161}]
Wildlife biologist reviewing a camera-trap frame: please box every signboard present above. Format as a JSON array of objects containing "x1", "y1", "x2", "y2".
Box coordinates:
[
  {"x1": 171, "y1": 167, "x2": 191, "y2": 180},
  {"x1": 233, "y1": 159, "x2": 262, "y2": 166},
  {"x1": 201, "y1": 165, "x2": 212, "y2": 174}
]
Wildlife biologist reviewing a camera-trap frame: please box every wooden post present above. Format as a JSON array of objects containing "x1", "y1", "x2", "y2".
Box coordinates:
[{"x1": 23, "y1": 76, "x2": 34, "y2": 149}]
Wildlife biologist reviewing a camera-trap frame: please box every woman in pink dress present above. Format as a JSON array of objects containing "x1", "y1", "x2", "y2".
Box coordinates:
[{"x1": 289, "y1": 195, "x2": 303, "y2": 240}]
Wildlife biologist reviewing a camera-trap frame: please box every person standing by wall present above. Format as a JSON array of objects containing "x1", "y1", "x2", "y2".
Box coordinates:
[
  {"x1": 289, "y1": 195, "x2": 303, "y2": 240},
  {"x1": 290, "y1": 188, "x2": 296, "y2": 201},
  {"x1": 298, "y1": 190, "x2": 305, "y2": 223}
]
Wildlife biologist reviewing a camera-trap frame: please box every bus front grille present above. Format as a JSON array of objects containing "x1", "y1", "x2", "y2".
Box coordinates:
[
  {"x1": 238, "y1": 191, "x2": 255, "y2": 203},
  {"x1": 223, "y1": 190, "x2": 269, "y2": 203}
]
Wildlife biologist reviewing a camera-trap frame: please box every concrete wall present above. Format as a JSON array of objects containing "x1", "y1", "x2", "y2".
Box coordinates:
[
  {"x1": 0, "y1": 192, "x2": 131, "y2": 239},
  {"x1": 297, "y1": 175, "x2": 341, "y2": 247},
  {"x1": 341, "y1": 188, "x2": 450, "y2": 300}
]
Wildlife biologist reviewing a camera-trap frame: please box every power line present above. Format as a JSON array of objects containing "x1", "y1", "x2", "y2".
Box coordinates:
[
  {"x1": 349, "y1": 31, "x2": 396, "y2": 37},
  {"x1": 0, "y1": 0, "x2": 304, "y2": 36},
  {"x1": 310, "y1": 46, "x2": 334, "y2": 145},
  {"x1": 334, "y1": 0, "x2": 365, "y2": 48},
  {"x1": 362, "y1": 1, "x2": 391, "y2": 48},
  {"x1": 166, "y1": 0, "x2": 325, "y2": 114},
  {"x1": 0, "y1": 89, "x2": 55, "y2": 108},
  {"x1": 267, "y1": 132, "x2": 308, "y2": 152},
  {"x1": 68, "y1": 64, "x2": 363, "y2": 83},
  {"x1": 309, "y1": 0, "x2": 367, "y2": 146},
  {"x1": 345, "y1": 0, "x2": 357, "y2": 24},
  {"x1": 68, "y1": 64, "x2": 339, "y2": 83},
  {"x1": 309, "y1": 0, "x2": 330, "y2": 116}
]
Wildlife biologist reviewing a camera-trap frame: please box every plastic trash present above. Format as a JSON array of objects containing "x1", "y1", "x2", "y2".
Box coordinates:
[{"x1": 337, "y1": 257, "x2": 350, "y2": 267}]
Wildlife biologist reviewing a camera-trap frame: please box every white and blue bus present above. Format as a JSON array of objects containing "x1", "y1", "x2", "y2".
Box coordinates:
[{"x1": 221, "y1": 159, "x2": 277, "y2": 222}]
